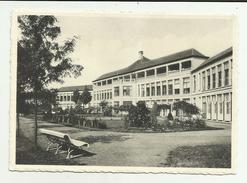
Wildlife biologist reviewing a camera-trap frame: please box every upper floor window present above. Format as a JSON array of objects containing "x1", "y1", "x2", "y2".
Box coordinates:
[
  {"x1": 146, "y1": 85, "x2": 150, "y2": 97},
  {"x1": 137, "y1": 71, "x2": 145, "y2": 78},
  {"x1": 174, "y1": 78, "x2": 180, "y2": 85},
  {"x1": 141, "y1": 84, "x2": 145, "y2": 97},
  {"x1": 193, "y1": 75, "x2": 196, "y2": 92},
  {"x1": 202, "y1": 72, "x2": 206, "y2": 91},
  {"x1": 97, "y1": 82, "x2": 101, "y2": 86},
  {"x1": 168, "y1": 63, "x2": 180, "y2": 72},
  {"x1": 212, "y1": 67, "x2": 216, "y2": 89},
  {"x1": 102, "y1": 81, "x2": 106, "y2": 85},
  {"x1": 123, "y1": 86, "x2": 132, "y2": 96},
  {"x1": 224, "y1": 62, "x2": 229, "y2": 86},
  {"x1": 183, "y1": 77, "x2": 190, "y2": 94},
  {"x1": 146, "y1": 69, "x2": 155, "y2": 77},
  {"x1": 114, "y1": 87, "x2": 120, "y2": 97},
  {"x1": 181, "y1": 60, "x2": 191, "y2": 70},
  {"x1": 207, "y1": 69, "x2": 211, "y2": 90},
  {"x1": 151, "y1": 83, "x2": 155, "y2": 96},
  {"x1": 107, "y1": 79, "x2": 112, "y2": 84},
  {"x1": 156, "y1": 66, "x2": 166, "y2": 75},
  {"x1": 218, "y1": 65, "x2": 222, "y2": 87}
]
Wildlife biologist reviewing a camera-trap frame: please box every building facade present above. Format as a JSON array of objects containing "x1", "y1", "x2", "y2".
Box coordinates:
[
  {"x1": 191, "y1": 47, "x2": 232, "y2": 122},
  {"x1": 56, "y1": 85, "x2": 93, "y2": 110},
  {"x1": 92, "y1": 47, "x2": 233, "y2": 122}
]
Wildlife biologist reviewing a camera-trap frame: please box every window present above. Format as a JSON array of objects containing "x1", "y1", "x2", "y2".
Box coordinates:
[
  {"x1": 202, "y1": 72, "x2": 206, "y2": 91},
  {"x1": 183, "y1": 77, "x2": 190, "y2": 94},
  {"x1": 146, "y1": 85, "x2": 150, "y2": 96},
  {"x1": 137, "y1": 71, "x2": 145, "y2": 78},
  {"x1": 64, "y1": 96, "x2": 67, "y2": 101},
  {"x1": 107, "y1": 92, "x2": 109, "y2": 99},
  {"x1": 151, "y1": 84, "x2": 155, "y2": 96},
  {"x1": 181, "y1": 60, "x2": 191, "y2": 70},
  {"x1": 168, "y1": 84, "x2": 173, "y2": 95},
  {"x1": 193, "y1": 75, "x2": 196, "y2": 92},
  {"x1": 114, "y1": 87, "x2": 120, "y2": 96},
  {"x1": 146, "y1": 69, "x2": 155, "y2": 76},
  {"x1": 207, "y1": 70, "x2": 210, "y2": 90},
  {"x1": 107, "y1": 79, "x2": 112, "y2": 84},
  {"x1": 141, "y1": 84, "x2": 145, "y2": 97},
  {"x1": 97, "y1": 94, "x2": 99, "y2": 100},
  {"x1": 224, "y1": 62, "x2": 229, "y2": 86},
  {"x1": 97, "y1": 82, "x2": 101, "y2": 86},
  {"x1": 168, "y1": 63, "x2": 180, "y2": 72},
  {"x1": 131, "y1": 74, "x2": 136, "y2": 79},
  {"x1": 123, "y1": 86, "x2": 132, "y2": 96},
  {"x1": 162, "y1": 83, "x2": 167, "y2": 95},
  {"x1": 226, "y1": 101, "x2": 231, "y2": 114},
  {"x1": 174, "y1": 79, "x2": 180, "y2": 85},
  {"x1": 123, "y1": 101, "x2": 132, "y2": 106},
  {"x1": 102, "y1": 81, "x2": 106, "y2": 85},
  {"x1": 156, "y1": 85, "x2": 161, "y2": 96},
  {"x1": 175, "y1": 89, "x2": 180, "y2": 95},
  {"x1": 212, "y1": 67, "x2": 216, "y2": 89},
  {"x1": 218, "y1": 65, "x2": 222, "y2": 87},
  {"x1": 114, "y1": 101, "x2": 119, "y2": 108},
  {"x1": 156, "y1": 66, "x2": 166, "y2": 75},
  {"x1": 215, "y1": 103, "x2": 218, "y2": 114},
  {"x1": 60, "y1": 96, "x2": 63, "y2": 101},
  {"x1": 68, "y1": 96, "x2": 71, "y2": 101},
  {"x1": 110, "y1": 92, "x2": 112, "y2": 99}
]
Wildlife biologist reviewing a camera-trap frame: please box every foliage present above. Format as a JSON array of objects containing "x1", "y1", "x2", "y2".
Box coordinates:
[
  {"x1": 80, "y1": 87, "x2": 92, "y2": 106},
  {"x1": 167, "y1": 112, "x2": 173, "y2": 121},
  {"x1": 126, "y1": 101, "x2": 150, "y2": 128},
  {"x1": 173, "y1": 101, "x2": 200, "y2": 116},
  {"x1": 17, "y1": 15, "x2": 83, "y2": 146},
  {"x1": 157, "y1": 104, "x2": 171, "y2": 112},
  {"x1": 71, "y1": 89, "x2": 80, "y2": 104}
]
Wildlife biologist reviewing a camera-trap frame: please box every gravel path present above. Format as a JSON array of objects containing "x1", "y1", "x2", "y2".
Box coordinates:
[{"x1": 18, "y1": 117, "x2": 231, "y2": 167}]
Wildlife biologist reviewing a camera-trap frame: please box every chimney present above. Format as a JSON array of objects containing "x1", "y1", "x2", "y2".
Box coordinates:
[{"x1": 138, "y1": 51, "x2": 144, "y2": 60}]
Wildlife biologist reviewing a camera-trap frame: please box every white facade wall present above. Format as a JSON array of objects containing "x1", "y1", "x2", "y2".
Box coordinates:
[
  {"x1": 192, "y1": 55, "x2": 232, "y2": 122},
  {"x1": 57, "y1": 90, "x2": 93, "y2": 110},
  {"x1": 92, "y1": 57, "x2": 206, "y2": 109}
]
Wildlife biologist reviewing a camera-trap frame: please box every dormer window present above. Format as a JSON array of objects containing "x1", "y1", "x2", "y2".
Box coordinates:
[
  {"x1": 146, "y1": 69, "x2": 155, "y2": 76},
  {"x1": 168, "y1": 63, "x2": 180, "y2": 72},
  {"x1": 181, "y1": 60, "x2": 191, "y2": 70}
]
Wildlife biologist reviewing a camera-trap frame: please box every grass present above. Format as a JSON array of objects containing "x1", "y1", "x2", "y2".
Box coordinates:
[
  {"x1": 164, "y1": 144, "x2": 231, "y2": 168},
  {"x1": 16, "y1": 133, "x2": 87, "y2": 165}
]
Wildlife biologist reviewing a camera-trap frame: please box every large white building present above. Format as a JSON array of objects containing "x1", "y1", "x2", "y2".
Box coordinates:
[
  {"x1": 92, "y1": 47, "x2": 233, "y2": 122},
  {"x1": 56, "y1": 85, "x2": 93, "y2": 110}
]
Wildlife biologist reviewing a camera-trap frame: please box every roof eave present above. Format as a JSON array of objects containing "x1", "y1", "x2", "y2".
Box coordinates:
[{"x1": 93, "y1": 55, "x2": 208, "y2": 82}]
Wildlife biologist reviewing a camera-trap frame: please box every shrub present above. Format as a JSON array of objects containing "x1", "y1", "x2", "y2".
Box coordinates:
[
  {"x1": 167, "y1": 112, "x2": 173, "y2": 121},
  {"x1": 98, "y1": 121, "x2": 107, "y2": 129}
]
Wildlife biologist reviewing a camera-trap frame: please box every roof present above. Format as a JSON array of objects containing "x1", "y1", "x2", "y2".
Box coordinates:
[
  {"x1": 58, "y1": 85, "x2": 93, "y2": 92},
  {"x1": 94, "y1": 48, "x2": 208, "y2": 82},
  {"x1": 192, "y1": 47, "x2": 233, "y2": 73}
]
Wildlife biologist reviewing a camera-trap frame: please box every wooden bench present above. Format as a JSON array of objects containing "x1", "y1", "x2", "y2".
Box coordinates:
[{"x1": 39, "y1": 128, "x2": 89, "y2": 159}]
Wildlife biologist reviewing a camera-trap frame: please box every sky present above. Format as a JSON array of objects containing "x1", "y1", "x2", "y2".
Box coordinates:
[{"x1": 52, "y1": 14, "x2": 233, "y2": 88}]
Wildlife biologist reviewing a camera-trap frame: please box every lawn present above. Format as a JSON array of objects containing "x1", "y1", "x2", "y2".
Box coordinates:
[
  {"x1": 16, "y1": 133, "x2": 87, "y2": 165},
  {"x1": 165, "y1": 144, "x2": 231, "y2": 168}
]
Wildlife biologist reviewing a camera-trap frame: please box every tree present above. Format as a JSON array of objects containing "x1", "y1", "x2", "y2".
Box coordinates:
[
  {"x1": 173, "y1": 101, "x2": 200, "y2": 117},
  {"x1": 80, "y1": 87, "x2": 92, "y2": 107},
  {"x1": 72, "y1": 89, "x2": 80, "y2": 104},
  {"x1": 17, "y1": 15, "x2": 83, "y2": 147}
]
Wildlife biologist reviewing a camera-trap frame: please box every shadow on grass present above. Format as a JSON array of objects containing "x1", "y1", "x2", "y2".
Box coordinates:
[
  {"x1": 160, "y1": 144, "x2": 231, "y2": 168},
  {"x1": 77, "y1": 135, "x2": 131, "y2": 144},
  {"x1": 16, "y1": 134, "x2": 90, "y2": 165}
]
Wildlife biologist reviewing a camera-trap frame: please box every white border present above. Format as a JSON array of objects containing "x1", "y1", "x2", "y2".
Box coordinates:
[{"x1": 9, "y1": 10, "x2": 237, "y2": 174}]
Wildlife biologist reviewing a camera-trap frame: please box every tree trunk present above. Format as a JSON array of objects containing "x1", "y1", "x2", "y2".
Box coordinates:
[
  {"x1": 17, "y1": 112, "x2": 20, "y2": 136},
  {"x1": 34, "y1": 91, "x2": 38, "y2": 148}
]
